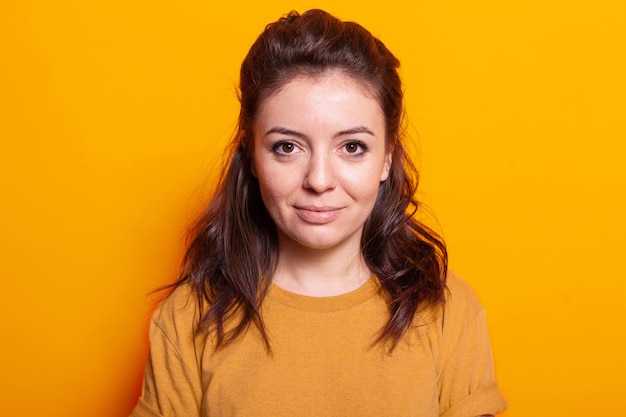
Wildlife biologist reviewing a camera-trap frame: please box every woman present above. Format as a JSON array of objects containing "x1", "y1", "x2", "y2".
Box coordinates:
[{"x1": 131, "y1": 9, "x2": 507, "y2": 417}]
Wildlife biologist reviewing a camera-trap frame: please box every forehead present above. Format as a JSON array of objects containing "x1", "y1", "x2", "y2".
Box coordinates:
[
  {"x1": 254, "y1": 73, "x2": 384, "y2": 127},
  {"x1": 260, "y1": 70, "x2": 380, "y2": 109}
]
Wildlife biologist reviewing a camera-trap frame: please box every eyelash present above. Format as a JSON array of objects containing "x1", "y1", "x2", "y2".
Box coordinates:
[
  {"x1": 271, "y1": 141, "x2": 301, "y2": 155},
  {"x1": 271, "y1": 141, "x2": 369, "y2": 156},
  {"x1": 343, "y1": 141, "x2": 368, "y2": 155}
]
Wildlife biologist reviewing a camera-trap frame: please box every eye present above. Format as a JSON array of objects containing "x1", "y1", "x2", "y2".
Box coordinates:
[
  {"x1": 343, "y1": 141, "x2": 368, "y2": 155},
  {"x1": 272, "y1": 141, "x2": 300, "y2": 155}
]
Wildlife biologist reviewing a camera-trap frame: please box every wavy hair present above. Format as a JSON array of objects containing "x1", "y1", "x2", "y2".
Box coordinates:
[{"x1": 175, "y1": 9, "x2": 447, "y2": 351}]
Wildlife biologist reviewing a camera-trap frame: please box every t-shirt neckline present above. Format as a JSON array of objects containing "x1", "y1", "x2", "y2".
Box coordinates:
[{"x1": 267, "y1": 276, "x2": 380, "y2": 312}]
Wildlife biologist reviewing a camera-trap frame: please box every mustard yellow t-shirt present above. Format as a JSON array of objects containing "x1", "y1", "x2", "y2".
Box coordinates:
[{"x1": 131, "y1": 273, "x2": 507, "y2": 416}]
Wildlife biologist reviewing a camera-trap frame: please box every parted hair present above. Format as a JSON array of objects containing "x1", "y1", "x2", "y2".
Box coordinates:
[{"x1": 175, "y1": 9, "x2": 447, "y2": 351}]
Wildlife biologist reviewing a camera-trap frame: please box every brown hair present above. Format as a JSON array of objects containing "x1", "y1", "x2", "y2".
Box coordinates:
[{"x1": 176, "y1": 9, "x2": 447, "y2": 350}]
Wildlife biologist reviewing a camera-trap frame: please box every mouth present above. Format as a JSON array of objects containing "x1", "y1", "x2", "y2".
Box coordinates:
[{"x1": 294, "y1": 205, "x2": 344, "y2": 224}]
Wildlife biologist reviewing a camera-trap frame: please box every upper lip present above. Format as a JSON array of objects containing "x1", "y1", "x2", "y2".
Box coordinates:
[{"x1": 295, "y1": 205, "x2": 343, "y2": 212}]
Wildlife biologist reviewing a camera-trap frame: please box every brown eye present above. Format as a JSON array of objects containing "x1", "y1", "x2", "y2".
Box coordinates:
[
  {"x1": 272, "y1": 141, "x2": 300, "y2": 155},
  {"x1": 343, "y1": 141, "x2": 367, "y2": 155},
  {"x1": 281, "y1": 143, "x2": 295, "y2": 153},
  {"x1": 345, "y1": 143, "x2": 359, "y2": 153}
]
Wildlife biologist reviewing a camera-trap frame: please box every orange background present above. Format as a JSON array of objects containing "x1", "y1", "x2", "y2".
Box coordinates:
[{"x1": 1, "y1": 1, "x2": 625, "y2": 416}]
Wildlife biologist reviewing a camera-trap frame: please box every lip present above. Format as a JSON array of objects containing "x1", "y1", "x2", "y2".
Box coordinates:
[{"x1": 294, "y1": 205, "x2": 343, "y2": 224}]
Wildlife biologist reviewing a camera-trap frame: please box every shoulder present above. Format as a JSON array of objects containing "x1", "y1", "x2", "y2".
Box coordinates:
[
  {"x1": 150, "y1": 282, "x2": 200, "y2": 339},
  {"x1": 444, "y1": 271, "x2": 485, "y2": 319},
  {"x1": 423, "y1": 271, "x2": 487, "y2": 341}
]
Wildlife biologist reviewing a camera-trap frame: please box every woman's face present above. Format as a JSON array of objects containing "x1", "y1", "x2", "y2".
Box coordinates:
[{"x1": 252, "y1": 73, "x2": 391, "y2": 255}]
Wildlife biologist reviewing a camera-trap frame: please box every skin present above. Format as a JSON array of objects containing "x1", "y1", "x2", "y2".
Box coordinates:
[{"x1": 252, "y1": 72, "x2": 391, "y2": 297}]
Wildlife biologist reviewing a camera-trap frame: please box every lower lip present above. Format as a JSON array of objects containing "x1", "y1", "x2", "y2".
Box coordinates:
[{"x1": 295, "y1": 208, "x2": 343, "y2": 224}]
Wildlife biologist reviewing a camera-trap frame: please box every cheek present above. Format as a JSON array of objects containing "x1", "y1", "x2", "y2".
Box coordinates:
[
  {"x1": 257, "y1": 171, "x2": 295, "y2": 207},
  {"x1": 342, "y1": 174, "x2": 383, "y2": 206},
  {"x1": 343, "y1": 162, "x2": 386, "y2": 192}
]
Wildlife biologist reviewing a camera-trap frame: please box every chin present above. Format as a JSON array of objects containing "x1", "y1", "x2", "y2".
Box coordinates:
[{"x1": 280, "y1": 229, "x2": 361, "y2": 253}]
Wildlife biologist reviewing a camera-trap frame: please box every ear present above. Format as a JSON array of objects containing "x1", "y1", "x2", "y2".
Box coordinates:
[
  {"x1": 251, "y1": 160, "x2": 257, "y2": 178},
  {"x1": 380, "y1": 151, "x2": 392, "y2": 182}
]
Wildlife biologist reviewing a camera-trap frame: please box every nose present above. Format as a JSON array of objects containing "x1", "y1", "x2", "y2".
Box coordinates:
[{"x1": 303, "y1": 152, "x2": 336, "y2": 193}]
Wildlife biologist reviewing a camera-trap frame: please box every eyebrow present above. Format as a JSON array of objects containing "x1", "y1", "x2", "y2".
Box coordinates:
[{"x1": 264, "y1": 126, "x2": 376, "y2": 138}]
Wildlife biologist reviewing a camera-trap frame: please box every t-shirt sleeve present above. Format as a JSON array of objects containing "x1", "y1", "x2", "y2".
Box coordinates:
[
  {"x1": 130, "y1": 286, "x2": 203, "y2": 417},
  {"x1": 437, "y1": 274, "x2": 508, "y2": 417}
]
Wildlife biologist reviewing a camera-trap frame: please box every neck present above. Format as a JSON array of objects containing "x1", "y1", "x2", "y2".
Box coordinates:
[{"x1": 272, "y1": 237, "x2": 371, "y2": 297}]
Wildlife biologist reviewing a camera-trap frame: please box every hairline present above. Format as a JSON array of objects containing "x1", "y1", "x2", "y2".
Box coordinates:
[{"x1": 251, "y1": 68, "x2": 390, "y2": 144}]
